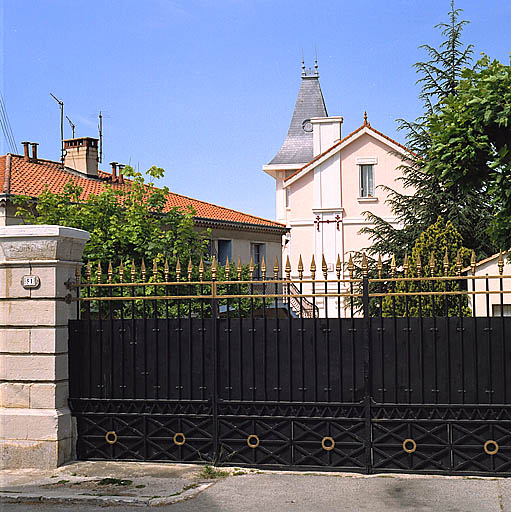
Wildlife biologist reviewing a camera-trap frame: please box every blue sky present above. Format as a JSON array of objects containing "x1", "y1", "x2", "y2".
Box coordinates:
[{"x1": 1, "y1": 0, "x2": 510, "y2": 220}]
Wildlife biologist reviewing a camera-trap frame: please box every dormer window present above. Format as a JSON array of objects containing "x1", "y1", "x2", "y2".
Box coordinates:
[{"x1": 359, "y1": 164, "x2": 374, "y2": 197}]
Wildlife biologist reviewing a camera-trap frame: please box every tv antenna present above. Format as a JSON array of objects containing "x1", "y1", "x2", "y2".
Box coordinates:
[
  {"x1": 98, "y1": 111, "x2": 103, "y2": 164},
  {"x1": 50, "y1": 92, "x2": 64, "y2": 164},
  {"x1": 66, "y1": 116, "x2": 75, "y2": 138}
]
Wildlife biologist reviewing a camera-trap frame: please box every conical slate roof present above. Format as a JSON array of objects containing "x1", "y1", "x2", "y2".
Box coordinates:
[{"x1": 269, "y1": 66, "x2": 328, "y2": 166}]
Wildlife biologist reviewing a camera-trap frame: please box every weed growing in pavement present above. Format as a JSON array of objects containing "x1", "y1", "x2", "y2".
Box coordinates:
[
  {"x1": 97, "y1": 478, "x2": 133, "y2": 486},
  {"x1": 198, "y1": 465, "x2": 230, "y2": 479}
]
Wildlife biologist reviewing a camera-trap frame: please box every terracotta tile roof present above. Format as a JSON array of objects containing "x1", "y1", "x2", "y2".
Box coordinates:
[
  {"x1": 0, "y1": 154, "x2": 285, "y2": 230},
  {"x1": 284, "y1": 121, "x2": 413, "y2": 183}
]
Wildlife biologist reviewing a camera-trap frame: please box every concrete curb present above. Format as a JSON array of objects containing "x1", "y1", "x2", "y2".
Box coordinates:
[{"x1": 0, "y1": 482, "x2": 214, "y2": 507}]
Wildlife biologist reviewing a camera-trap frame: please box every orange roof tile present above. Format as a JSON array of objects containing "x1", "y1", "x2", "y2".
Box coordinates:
[{"x1": 0, "y1": 154, "x2": 285, "y2": 230}]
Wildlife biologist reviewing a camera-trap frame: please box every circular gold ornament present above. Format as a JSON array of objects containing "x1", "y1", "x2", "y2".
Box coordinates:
[
  {"x1": 321, "y1": 436, "x2": 335, "y2": 451},
  {"x1": 247, "y1": 434, "x2": 260, "y2": 449},
  {"x1": 105, "y1": 431, "x2": 118, "y2": 445},
  {"x1": 484, "y1": 440, "x2": 499, "y2": 455},
  {"x1": 402, "y1": 438, "x2": 417, "y2": 454},
  {"x1": 173, "y1": 432, "x2": 186, "y2": 446}
]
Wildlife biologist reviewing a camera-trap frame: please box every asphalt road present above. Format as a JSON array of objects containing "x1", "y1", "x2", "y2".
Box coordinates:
[{"x1": 2, "y1": 472, "x2": 509, "y2": 512}]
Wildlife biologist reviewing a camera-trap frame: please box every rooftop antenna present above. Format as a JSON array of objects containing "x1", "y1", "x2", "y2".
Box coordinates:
[
  {"x1": 50, "y1": 92, "x2": 64, "y2": 164},
  {"x1": 314, "y1": 44, "x2": 318, "y2": 74},
  {"x1": 98, "y1": 111, "x2": 103, "y2": 164},
  {"x1": 65, "y1": 115, "x2": 75, "y2": 138},
  {"x1": 301, "y1": 49, "x2": 305, "y2": 76}
]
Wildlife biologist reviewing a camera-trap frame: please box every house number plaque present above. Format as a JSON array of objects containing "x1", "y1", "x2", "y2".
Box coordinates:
[{"x1": 21, "y1": 275, "x2": 40, "y2": 289}]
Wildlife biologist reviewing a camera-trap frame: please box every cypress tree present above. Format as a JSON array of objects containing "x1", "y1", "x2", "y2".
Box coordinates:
[{"x1": 361, "y1": 1, "x2": 497, "y2": 261}]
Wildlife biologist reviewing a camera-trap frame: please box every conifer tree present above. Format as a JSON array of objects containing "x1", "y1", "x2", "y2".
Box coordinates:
[{"x1": 361, "y1": 1, "x2": 496, "y2": 261}]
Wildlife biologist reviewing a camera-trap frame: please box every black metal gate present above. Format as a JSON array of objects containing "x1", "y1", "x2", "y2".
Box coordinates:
[{"x1": 68, "y1": 255, "x2": 511, "y2": 475}]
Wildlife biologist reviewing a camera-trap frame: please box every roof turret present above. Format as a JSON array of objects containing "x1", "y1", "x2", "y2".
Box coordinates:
[{"x1": 268, "y1": 61, "x2": 328, "y2": 166}]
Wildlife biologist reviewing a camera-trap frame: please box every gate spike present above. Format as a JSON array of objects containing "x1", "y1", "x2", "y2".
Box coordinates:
[
  {"x1": 322, "y1": 254, "x2": 328, "y2": 280},
  {"x1": 153, "y1": 258, "x2": 158, "y2": 281},
  {"x1": 175, "y1": 257, "x2": 181, "y2": 281},
  {"x1": 237, "y1": 256, "x2": 242, "y2": 280},
  {"x1": 361, "y1": 252, "x2": 368, "y2": 277},
  {"x1": 377, "y1": 254, "x2": 383, "y2": 279},
  {"x1": 285, "y1": 255, "x2": 291, "y2": 280},
  {"x1": 416, "y1": 254, "x2": 422, "y2": 278},
  {"x1": 498, "y1": 250, "x2": 504, "y2": 276},
  {"x1": 164, "y1": 258, "x2": 169, "y2": 281},
  {"x1": 108, "y1": 260, "x2": 113, "y2": 283},
  {"x1": 403, "y1": 254, "x2": 409, "y2": 277},
  {"x1": 131, "y1": 259, "x2": 136, "y2": 283},
  {"x1": 199, "y1": 257, "x2": 204, "y2": 281},
  {"x1": 141, "y1": 259, "x2": 147, "y2": 282},
  {"x1": 225, "y1": 256, "x2": 230, "y2": 280},
  {"x1": 86, "y1": 260, "x2": 92, "y2": 282},
  {"x1": 455, "y1": 249, "x2": 462, "y2": 276},
  {"x1": 261, "y1": 255, "x2": 266, "y2": 280},
  {"x1": 274, "y1": 256, "x2": 279, "y2": 279},
  {"x1": 298, "y1": 255, "x2": 304, "y2": 280},
  {"x1": 470, "y1": 250, "x2": 476, "y2": 276},
  {"x1": 443, "y1": 248, "x2": 449, "y2": 276},
  {"x1": 336, "y1": 254, "x2": 341, "y2": 280},
  {"x1": 429, "y1": 252, "x2": 436, "y2": 277},
  {"x1": 310, "y1": 254, "x2": 316, "y2": 280},
  {"x1": 348, "y1": 254, "x2": 354, "y2": 279},
  {"x1": 390, "y1": 254, "x2": 396, "y2": 278},
  {"x1": 187, "y1": 257, "x2": 193, "y2": 281},
  {"x1": 97, "y1": 260, "x2": 102, "y2": 283},
  {"x1": 249, "y1": 256, "x2": 255, "y2": 279},
  {"x1": 119, "y1": 261, "x2": 124, "y2": 283},
  {"x1": 211, "y1": 255, "x2": 217, "y2": 281}
]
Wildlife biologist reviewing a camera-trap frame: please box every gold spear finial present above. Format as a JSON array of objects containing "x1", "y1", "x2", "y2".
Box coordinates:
[
  {"x1": 175, "y1": 257, "x2": 181, "y2": 281},
  {"x1": 455, "y1": 249, "x2": 462, "y2": 276},
  {"x1": 403, "y1": 254, "x2": 409, "y2": 277},
  {"x1": 131, "y1": 259, "x2": 136, "y2": 283},
  {"x1": 361, "y1": 252, "x2": 368, "y2": 277},
  {"x1": 391, "y1": 254, "x2": 396, "y2": 278},
  {"x1": 285, "y1": 255, "x2": 291, "y2": 280},
  {"x1": 119, "y1": 261, "x2": 124, "y2": 283},
  {"x1": 321, "y1": 254, "x2": 328, "y2": 280},
  {"x1": 187, "y1": 257, "x2": 193, "y2": 281},
  {"x1": 274, "y1": 256, "x2": 279, "y2": 279},
  {"x1": 237, "y1": 256, "x2": 242, "y2": 280},
  {"x1": 225, "y1": 256, "x2": 230, "y2": 280},
  {"x1": 249, "y1": 256, "x2": 255, "y2": 279},
  {"x1": 498, "y1": 250, "x2": 504, "y2": 276},
  {"x1": 416, "y1": 254, "x2": 422, "y2": 278},
  {"x1": 153, "y1": 258, "x2": 158, "y2": 281},
  {"x1": 310, "y1": 254, "x2": 316, "y2": 280},
  {"x1": 211, "y1": 255, "x2": 217, "y2": 281},
  {"x1": 97, "y1": 260, "x2": 102, "y2": 283},
  {"x1": 261, "y1": 255, "x2": 266, "y2": 280},
  {"x1": 298, "y1": 254, "x2": 304, "y2": 280},
  {"x1": 141, "y1": 258, "x2": 146, "y2": 282},
  {"x1": 86, "y1": 261, "x2": 92, "y2": 282},
  {"x1": 429, "y1": 252, "x2": 436, "y2": 277},
  {"x1": 348, "y1": 254, "x2": 354, "y2": 279},
  {"x1": 199, "y1": 256, "x2": 204, "y2": 281},
  {"x1": 377, "y1": 254, "x2": 383, "y2": 279},
  {"x1": 108, "y1": 260, "x2": 113, "y2": 283},
  {"x1": 164, "y1": 258, "x2": 169, "y2": 281},
  {"x1": 471, "y1": 250, "x2": 476, "y2": 276},
  {"x1": 336, "y1": 254, "x2": 341, "y2": 280},
  {"x1": 443, "y1": 248, "x2": 449, "y2": 276}
]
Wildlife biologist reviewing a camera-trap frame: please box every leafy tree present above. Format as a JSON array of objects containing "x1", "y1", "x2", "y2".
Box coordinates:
[
  {"x1": 361, "y1": 1, "x2": 496, "y2": 261},
  {"x1": 424, "y1": 54, "x2": 511, "y2": 249},
  {"x1": 13, "y1": 165, "x2": 209, "y2": 271},
  {"x1": 381, "y1": 217, "x2": 471, "y2": 317}
]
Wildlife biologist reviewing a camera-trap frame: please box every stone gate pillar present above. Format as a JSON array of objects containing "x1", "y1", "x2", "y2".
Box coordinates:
[{"x1": 0, "y1": 225, "x2": 89, "y2": 468}]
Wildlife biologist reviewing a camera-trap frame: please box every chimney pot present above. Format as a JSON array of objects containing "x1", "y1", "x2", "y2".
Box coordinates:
[
  {"x1": 117, "y1": 164, "x2": 125, "y2": 184},
  {"x1": 31, "y1": 142, "x2": 39, "y2": 162},
  {"x1": 110, "y1": 161, "x2": 118, "y2": 182},
  {"x1": 21, "y1": 141, "x2": 30, "y2": 161}
]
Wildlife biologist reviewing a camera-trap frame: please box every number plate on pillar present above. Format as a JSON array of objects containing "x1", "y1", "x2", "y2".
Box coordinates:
[{"x1": 21, "y1": 275, "x2": 40, "y2": 289}]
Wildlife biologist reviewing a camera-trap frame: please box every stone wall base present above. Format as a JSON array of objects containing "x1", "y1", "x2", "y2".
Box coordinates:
[{"x1": 1, "y1": 437, "x2": 74, "y2": 469}]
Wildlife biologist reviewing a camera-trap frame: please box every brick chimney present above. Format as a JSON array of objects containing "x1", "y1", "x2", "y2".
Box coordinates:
[
  {"x1": 21, "y1": 141, "x2": 30, "y2": 161},
  {"x1": 63, "y1": 137, "x2": 99, "y2": 176},
  {"x1": 31, "y1": 142, "x2": 38, "y2": 162}
]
